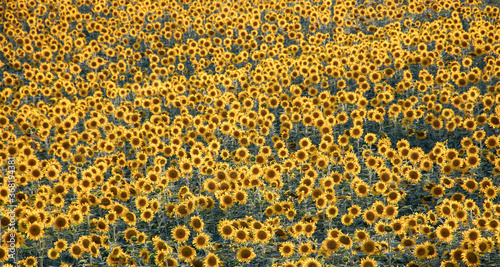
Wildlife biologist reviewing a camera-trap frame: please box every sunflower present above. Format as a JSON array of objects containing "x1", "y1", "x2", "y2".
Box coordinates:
[
  {"x1": 343, "y1": 206, "x2": 361, "y2": 221},
  {"x1": 27, "y1": 222, "x2": 44, "y2": 240},
  {"x1": 89, "y1": 244, "x2": 99, "y2": 258},
  {"x1": 279, "y1": 241, "x2": 295, "y2": 257},
  {"x1": 355, "y1": 183, "x2": 369, "y2": 197},
  {"x1": 189, "y1": 216, "x2": 204, "y2": 232},
  {"x1": 430, "y1": 185, "x2": 445, "y2": 198},
  {"x1": 463, "y1": 228, "x2": 481, "y2": 243},
  {"x1": 405, "y1": 169, "x2": 421, "y2": 183},
  {"x1": 435, "y1": 225, "x2": 453, "y2": 242},
  {"x1": 296, "y1": 149, "x2": 309, "y2": 162},
  {"x1": 172, "y1": 225, "x2": 190, "y2": 243},
  {"x1": 363, "y1": 209, "x2": 378, "y2": 225},
  {"x1": 47, "y1": 247, "x2": 60, "y2": 260},
  {"x1": 178, "y1": 245, "x2": 196, "y2": 262},
  {"x1": 447, "y1": 247, "x2": 463, "y2": 262},
  {"x1": 298, "y1": 242, "x2": 314, "y2": 256},
  {"x1": 462, "y1": 250, "x2": 480, "y2": 267},
  {"x1": 236, "y1": 247, "x2": 256, "y2": 262},
  {"x1": 299, "y1": 137, "x2": 312, "y2": 149},
  {"x1": 484, "y1": 186, "x2": 497, "y2": 200},
  {"x1": 204, "y1": 252, "x2": 221, "y2": 267},
  {"x1": 373, "y1": 221, "x2": 388, "y2": 235},
  {"x1": 440, "y1": 261, "x2": 458, "y2": 267},
  {"x1": 204, "y1": 178, "x2": 218, "y2": 193},
  {"x1": 470, "y1": 129, "x2": 485, "y2": 142},
  {"x1": 341, "y1": 214, "x2": 354, "y2": 226},
  {"x1": 344, "y1": 160, "x2": 360, "y2": 175},
  {"x1": 443, "y1": 218, "x2": 459, "y2": 232},
  {"x1": 488, "y1": 115, "x2": 500, "y2": 128},
  {"x1": 457, "y1": 117, "x2": 474, "y2": 132},
  {"x1": 95, "y1": 218, "x2": 109, "y2": 233},
  {"x1": 234, "y1": 190, "x2": 248, "y2": 204},
  {"x1": 430, "y1": 118, "x2": 443, "y2": 130},
  {"x1": 485, "y1": 136, "x2": 498, "y2": 149},
  {"x1": 475, "y1": 238, "x2": 491, "y2": 253},
  {"x1": 350, "y1": 126, "x2": 363, "y2": 139},
  {"x1": 365, "y1": 156, "x2": 379, "y2": 169},
  {"x1": 338, "y1": 234, "x2": 352, "y2": 248},
  {"x1": 464, "y1": 199, "x2": 477, "y2": 211},
  {"x1": 218, "y1": 222, "x2": 234, "y2": 239},
  {"x1": 383, "y1": 204, "x2": 398, "y2": 220},
  {"x1": 69, "y1": 243, "x2": 84, "y2": 259},
  {"x1": 25, "y1": 256, "x2": 37, "y2": 266},
  {"x1": 424, "y1": 242, "x2": 437, "y2": 259},
  {"x1": 122, "y1": 211, "x2": 136, "y2": 226},
  {"x1": 414, "y1": 244, "x2": 428, "y2": 259},
  {"x1": 386, "y1": 190, "x2": 402, "y2": 204},
  {"x1": 235, "y1": 147, "x2": 250, "y2": 160},
  {"x1": 315, "y1": 196, "x2": 327, "y2": 209},
  {"x1": 454, "y1": 208, "x2": 468, "y2": 222},
  {"x1": 255, "y1": 229, "x2": 271, "y2": 243},
  {"x1": 302, "y1": 258, "x2": 322, "y2": 267},
  {"x1": 279, "y1": 260, "x2": 296, "y2": 267},
  {"x1": 136, "y1": 232, "x2": 147, "y2": 244},
  {"x1": 193, "y1": 233, "x2": 210, "y2": 249},
  {"x1": 166, "y1": 168, "x2": 180, "y2": 181},
  {"x1": 440, "y1": 176, "x2": 454, "y2": 189},
  {"x1": 53, "y1": 214, "x2": 69, "y2": 230},
  {"x1": 153, "y1": 251, "x2": 167, "y2": 266},
  {"x1": 140, "y1": 208, "x2": 154, "y2": 222},
  {"x1": 135, "y1": 196, "x2": 148, "y2": 210},
  {"x1": 361, "y1": 239, "x2": 378, "y2": 255},
  {"x1": 105, "y1": 211, "x2": 117, "y2": 224},
  {"x1": 360, "y1": 257, "x2": 378, "y2": 267},
  {"x1": 351, "y1": 228, "x2": 368, "y2": 241},
  {"x1": 415, "y1": 130, "x2": 427, "y2": 139},
  {"x1": 152, "y1": 236, "x2": 172, "y2": 253},
  {"x1": 234, "y1": 228, "x2": 249, "y2": 243},
  {"x1": 322, "y1": 237, "x2": 339, "y2": 253},
  {"x1": 401, "y1": 238, "x2": 416, "y2": 249},
  {"x1": 462, "y1": 178, "x2": 478, "y2": 193},
  {"x1": 54, "y1": 239, "x2": 68, "y2": 251},
  {"x1": 123, "y1": 228, "x2": 138, "y2": 243}
]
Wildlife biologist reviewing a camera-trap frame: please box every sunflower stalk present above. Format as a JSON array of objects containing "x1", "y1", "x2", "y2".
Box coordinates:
[
  {"x1": 386, "y1": 230, "x2": 393, "y2": 267},
  {"x1": 39, "y1": 239, "x2": 44, "y2": 267}
]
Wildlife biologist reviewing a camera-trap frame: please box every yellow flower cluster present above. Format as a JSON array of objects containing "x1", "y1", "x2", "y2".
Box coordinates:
[{"x1": 0, "y1": 0, "x2": 500, "y2": 266}]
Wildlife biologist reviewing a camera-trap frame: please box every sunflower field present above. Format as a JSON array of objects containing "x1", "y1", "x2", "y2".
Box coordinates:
[{"x1": 1, "y1": 0, "x2": 500, "y2": 266}]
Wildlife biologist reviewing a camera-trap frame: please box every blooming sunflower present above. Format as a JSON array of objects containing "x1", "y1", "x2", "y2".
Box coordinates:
[
  {"x1": 27, "y1": 222, "x2": 44, "y2": 241},
  {"x1": 47, "y1": 247, "x2": 60, "y2": 260},
  {"x1": 177, "y1": 245, "x2": 196, "y2": 262},
  {"x1": 462, "y1": 250, "x2": 480, "y2": 267},
  {"x1": 297, "y1": 242, "x2": 314, "y2": 256},
  {"x1": 414, "y1": 244, "x2": 428, "y2": 259},
  {"x1": 25, "y1": 256, "x2": 37, "y2": 266},
  {"x1": 279, "y1": 241, "x2": 295, "y2": 257},
  {"x1": 463, "y1": 228, "x2": 481, "y2": 243},
  {"x1": 189, "y1": 216, "x2": 204, "y2": 232},
  {"x1": 54, "y1": 239, "x2": 68, "y2": 251},
  {"x1": 140, "y1": 208, "x2": 154, "y2": 222},
  {"x1": 302, "y1": 258, "x2": 322, "y2": 267},
  {"x1": 361, "y1": 239, "x2": 378, "y2": 255},
  {"x1": 363, "y1": 209, "x2": 378, "y2": 225},
  {"x1": 172, "y1": 225, "x2": 190, "y2": 243},
  {"x1": 69, "y1": 243, "x2": 84, "y2": 259},
  {"x1": 193, "y1": 233, "x2": 210, "y2": 249},
  {"x1": 436, "y1": 225, "x2": 454, "y2": 242},
  {"x1": 204, "y1": 252, "x2": 221, "y2": 267},
  {"x1": 341, "y1": 214, "x2": 354, "y2": 226},
  {"x1": 236, "y1": 247, "x2": 256, "y2": 262}
]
